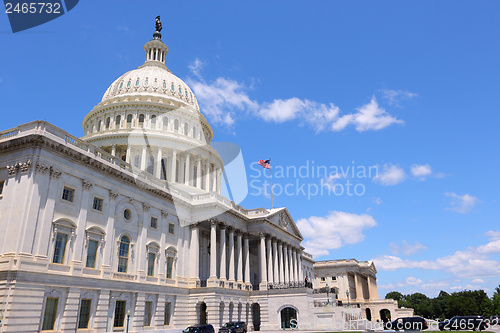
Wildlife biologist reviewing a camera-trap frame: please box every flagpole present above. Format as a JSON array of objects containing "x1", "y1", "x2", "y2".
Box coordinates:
[{"x1": 270, "y1": 159, "x2": 274, "y2": 209}]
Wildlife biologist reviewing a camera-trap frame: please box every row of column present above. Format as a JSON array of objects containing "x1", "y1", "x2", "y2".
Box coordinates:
[
  {"x1": 259, "y1": 232, "x2": 302, "y2": 286},
  {"x1": 109, "y1": 144, "x2": 222, "y2": 194}
]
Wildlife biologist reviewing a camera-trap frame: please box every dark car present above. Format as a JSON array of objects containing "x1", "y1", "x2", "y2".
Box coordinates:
[
  {"x1": 439, "y1": 316, "x2": 488, "y2": 331},
  {"x1": 384, "y1": 316, "x2": 428, "y2": 331},
  {"x1": 218, "y1": 322, "x2": 247, "y2": 333},
  {"x1": 184, "y1": 324, "x2": 215, "y2": 333},
  {"x1": 490, "y1": 316, "x2": 499, "y2": 326}
]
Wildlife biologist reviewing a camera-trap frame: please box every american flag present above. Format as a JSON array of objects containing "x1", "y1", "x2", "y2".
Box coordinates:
[{"x1": 258, "y1": 159, "x2": 271, "y2": 169}]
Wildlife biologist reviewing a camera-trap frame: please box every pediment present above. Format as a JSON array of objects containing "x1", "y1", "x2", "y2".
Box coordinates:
[{"x1": 267, "y1": 208, "x2": 303, "y2": 240}]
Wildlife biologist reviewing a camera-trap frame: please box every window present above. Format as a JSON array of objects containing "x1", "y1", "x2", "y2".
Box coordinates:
[
  {"x1": 97, "y1": 120, "x2": 102, "y2": 132},
  {"x1": 147, "y1": 252, "x2": 155, "y2": 277},
  {"x1": 139, "y1": 114, "x2": 145, "y2": 127},
  {"x1": 166, "y1": 257, "x2": 173, "y2": 279},
  {"x1": 113, "y1": 300, "x2": 126, "y2": 327},
  {"x1": 144, "y1": 301, "x2": 152, "y2": 326},
  {"x1": 127, "y1": 80, "x2": 131, "y2": 88},
  {"x1": 78, "y1": 299, "x2": 92, "y2": 329},
  {"x1": 168, "y1": 223, "x2": 175, "y2": 235},
  {"x1": 0, "y1": 180, "x2": 4, "y2": 195},
  {"x1": 126, "y1": 114, "x2": 132, "y2": 128},
  {"x1": 147, "y1": 156, "x2": 154, "y2": 174},
  {"x1": 86, "y1": 240, "x2": 98, "y2": 268},
  {"x1": 105, "y1": 117, "x2": 111, "y2": 129},
  {"x1": 320, "y1": 277, "x2": 326, "y2": 282},
  {"x1": 171, "y1": 83, "x2": 174, "y2": 91},
  {"x1": 62, "y1": 187, "x2": 74, "y2": 202},
  {"x1": 53, "y1": 233, "x2": 68, "y2": 264},
  {"x1": 144, "y1": 78, "x2": 149, "y2": 87},
  {"x1": 42, "y1": 297, "x2": 58, "y2": 330},
  {"x1": 115, "y1": 115, "x2": 121, "y2": 129},
  {"x1": 119, "y1": 81, "x2": 124, "y2": 89},
  {"x1": 183, "y1": 123, "x2": 188, "y2": 135},
  {"x1": 151, "y1": 115, "x2": 156, "y2": 128},
  {"x1": 134, "y1": 155, "x2": 140, "y2": 168},
  {"x1": 135, "y1": 79, "x2": 140, "y2": 87},
  {"x1": 150, "y1": 217, "x2": 158, "y2": 229},
  {"x1": 163, "y1": 117, "x2": 168, "y2": 131},
  {"x1": 164, "y1": 302, "x2": 171, "y2": 325},
  {"x1": 174, "y1": 119, "x2": 179, "y2": 132},
  {"x1": 117, "y1": 236, "x2": 130, "y2": 273},
  {"x1": 192, "y1": 126, "x2": 196, "y2": 138},
  {"x1": 92, "y1": 197, "x2": 103, "y2": 211},
  {"x1": 123, "y1": 209, "x2": 131, "y2": 221},
  {"x1": 332, "y1": 276, "x2": 337, "y2": 281}
]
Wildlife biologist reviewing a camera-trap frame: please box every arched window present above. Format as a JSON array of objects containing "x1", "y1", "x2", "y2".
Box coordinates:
[
  {"x1": 115, "y1": 115, "x2": 121, "y2": 129},
  {"x1": 105, "y1": 117, "x2": 111, "y2": 130},
  {"x1": 134, "y1": 155, "x2": 141, "y2": 168},
  {"x1": 163, "y1": 117, "x2": 169, "y2": 131},
  {"x1": 126, "y1": 114, "x2": 132, "y2": 128},
  {"x1": 183, "y1": 123, "x2": 188, "y2": 135},
  {"x1": 192, "y1": 126, "x2": 196, "y2": 138},
  {"x1": 174, "y1": 119, "x2": 179, "y2": 132},
  {"x1": 97, "y1": 120, "x2": 102, "y2": 132},
  {"x1": 139, "y1": 114, "x2": 145, "y2": 128},
  {"x1": 147, "y1": 156, "x2": 154, "y2": 175},
  {"x1": 117, "y1": 235, "x2": 130, "y2": 273},
  {"x1": 151, "y1": 115, "x2": 157, "y2": 129}
]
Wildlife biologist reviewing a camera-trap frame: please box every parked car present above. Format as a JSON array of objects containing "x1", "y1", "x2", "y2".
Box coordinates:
[
  {"x1": 490, "y1": 316, "x2": 499, "y2": 326},
  {"x1": 184, "y1": 324, "x2": 215, "y2": 333},
  {"x1": 384, "y1": 316, "x2": 428, "y2": 331},
  {"x1": 438, "y1": 316, "x2": 488, "y2": 331},
  {"x1": 218, "y1": 322, "x2": 247, "y2": 333}
]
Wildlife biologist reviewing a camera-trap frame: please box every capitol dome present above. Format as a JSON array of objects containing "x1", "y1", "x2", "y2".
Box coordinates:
[{"x1": 81, "y1": 26, "x2": 223, "y2": 195}]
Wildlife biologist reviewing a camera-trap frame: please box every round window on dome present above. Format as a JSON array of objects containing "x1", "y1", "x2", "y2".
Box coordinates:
[
  {"x1": 127, "y1": 80, "x2": 131, "y2": 88},
  {"x1": 163, "y1": 81, "x2": 167, "y2": 89},
  {"x1": 124, "y1": 209, "x2": 131, "y2": 221},
  {"x1": 171, "y1": 83, "x2": 174, "y2": 91},
  {"x1": 144, "y1": 78, "x2": 149, "y2": 87},
  {"x1": 178, "y1": 87, "x2": 182, "y2": 95},
  {"x1": 119, "y1": 81, "x2": 124, "y2": 89},
  {"x1": 135, "y1": 79, "x2": 140, "y2": 87}
]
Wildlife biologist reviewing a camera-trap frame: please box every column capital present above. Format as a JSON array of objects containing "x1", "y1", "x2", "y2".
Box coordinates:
[
  {"x1": 227, "y1": 226, "x2": 235, "y2": 233},
  {"x1": 189, "y1": 222, "x2": 201, "y2": 229},
  {"x1": 258, "y1": 232, "x2": 267, "y2": 238},
  {"x1": 109, "y1": 190, "x2": 118, "y2": 200},
  {"x1": 82, "y1": 179, "x2": 93, "y2": 191},
  {"x1": 209, "y1": 218, "x2": 218, "y2": 226}
]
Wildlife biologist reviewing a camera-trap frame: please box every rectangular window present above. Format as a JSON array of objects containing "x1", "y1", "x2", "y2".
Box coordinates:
[
  {"x1": 92, "y1": 197, "x2": 103, "y2": 211},
  {"x1": 332, "y1": 276, "x2": 337, "y2": 281},
  {"x1": 168, "y1": 223, "x2": 175, "y2": 234},
  {"x1": 0, "y1": 180, "x2": 4, "y2": 195},
  {"x1": 113, "y1": 300, "x2": 126, "y2": 328},
  {"x1": 144, "y1": 301, "x2": 152, "y2": 326},
  {"x1": 78, "y1": 299, "x2": 92, "y2": 329},
  {"x1": 166, "y1": 257, "x2": 173, "y2": 279},
  {"x1": 164, "y1": 302, "x2": 171, "y2": 325},
  {"x1": 150, "y1": 216, "x2": 158, "y2": 229},
  {"x1": 52, "y1": 233, "x2": 68, "y2": 264},
  {"x1": 86, "y1": 240, "x2": 98, "y2": 268},
  {"x1": 320, "y1": 277, "x2": 326, "y2": 282},
  {"x1": 62, "y1": 187, "x2": 74, "y2": 202},
  {"x1": 147, "y1": 252, "x2": 155, "y2": 277},
  {"x1": 42, "y1": 297, "x2": 58, "y2": 330}
]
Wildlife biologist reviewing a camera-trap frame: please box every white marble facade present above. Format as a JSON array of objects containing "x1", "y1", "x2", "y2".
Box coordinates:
[{"x1": 0, "y1": 29, "x2": 407, "y2": 333}]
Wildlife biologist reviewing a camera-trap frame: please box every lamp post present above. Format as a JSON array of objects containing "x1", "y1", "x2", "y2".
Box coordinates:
[
  {"x1": 326, "y1": 283, "x2": 330, "y2": 305},
  {"x1": 346, "y1": 289, "x2": 350, "y2": 307},
  {"x1": 126, "y1": 309, "x2": 131, "y2": 333}
]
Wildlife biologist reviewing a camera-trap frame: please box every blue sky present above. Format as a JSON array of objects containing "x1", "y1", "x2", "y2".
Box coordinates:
[{"x1": 1, "y1": 1, "x2": 500, "y2": 297}]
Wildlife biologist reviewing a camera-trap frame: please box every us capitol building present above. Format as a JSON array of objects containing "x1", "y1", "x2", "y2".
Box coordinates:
[{"x1": 0, "y1": 20, "x2": 411, "y2": 333}]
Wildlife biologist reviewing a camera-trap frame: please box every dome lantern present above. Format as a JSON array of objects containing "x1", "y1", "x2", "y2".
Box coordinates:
[{"x1": 143, "y1": 16, "x2": 169, "y2": 69}]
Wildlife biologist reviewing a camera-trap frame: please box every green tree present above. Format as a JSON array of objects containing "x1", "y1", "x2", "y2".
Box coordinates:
[
  {"x1": 406, "y1": 293, "x2": 432, "y2": 318},
  {"x1": 432, "y1": 291, "x2": 450, "y2": 320},
  {"x1": 492, "y1": 285, "x2": 500, "y2": 315},
  {"x1": 386, "y1": 291, "x2": 405, "y2": 307}
]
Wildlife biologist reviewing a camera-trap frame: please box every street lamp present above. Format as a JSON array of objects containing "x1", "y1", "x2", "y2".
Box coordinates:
[
  {"x1": 326, "y1": 283, "x2": 330, "y2": 305},
  {"x1": 126, "y1": 309, "x2": 131, "y2": 333},
  {"x1": 346, "y1": 290, "x2": 350, "y2": 307}
]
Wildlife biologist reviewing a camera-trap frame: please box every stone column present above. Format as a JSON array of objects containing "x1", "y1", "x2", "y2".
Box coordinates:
[
  {"x1": 294, "y1": 249, "x2": 300, "y2": 283},
  {"x1": 272, "y1": 239, "x2": 279, "y2": 283},
  {"x1": 171, "y1": 149, "x2": 177, "y2": 183},
  {"x1": 289, "y1": 247, "x2": 296, "y2": 282},
  {"x1": 259, "y1": 233, "x2": 267, "y2": 289},
  {"x1": 71, "y1": 180, "x2": 93, "y2": 273},
  {"x1": 205, "y1": 161, "x2": 211, "y2": 191},
  {"x1": 197, "y1": 157, "x2": 202, "y2": 189},
  {"x1": 111, "y1": 144, "x2": 116, "y2": 156},
  {"x1": 141, "y1": 144, "x2": 147, "y2": 171},
  {"x1": 101, "y1": 190, "x2": 118, "y2": 276},
  {"x1": 179, "y1": 156, "x2": 185, "y2": 183},
  {"x1": 156, "y1": 147, "x2": 163, "y2": 179},
  {"x1": 298, "y1": 250, "x2": 303, "y2": 281},
  {"x1": 208, "y1": 219, "x2": 218, "y2": 286},
  {"x1": 244, "y1": 235, "x2": 250, "y2": 285},
  {"x1": 354, "y1": 273, "x2": 362, "y2": 301},
  {"x1": 266, "y1": 237, "x2": 273, "y2": 284},
  {"x1": 236, "y1": 232, "x2": 243, "y2": 284},
  {"x1": 219, "y1": 225, "x2": 227, "y2": 281},
  {"x1": 278, "y1": 242, "x2": 284, "y2": 283},
  {"x1": 126, "y1": 144, "x2": 131, "y2": 163},
  {"x1": 217, "y1": 168, "x2": 222, "y2": 194},
  {"x1": 283, "y1": 244, "x2": 289, "y2": 284},
  {"x1": 228, "y1": 228, "x2": 235, "y2": 283},
  {"x1": 184, "y1": 153, "x2": 190, "y2": 186},
  {"x1": 212, "y1": 165, "x2": 217, "y2": 193},
  {"x1": 189, "y1": 223, "x2": 200, "y2": 285},
  {"x1": 369, "y1": 275, "x2": 379, "y2": 299}
]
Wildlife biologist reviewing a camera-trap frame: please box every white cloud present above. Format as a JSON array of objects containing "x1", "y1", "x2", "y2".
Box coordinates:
[
  {"x1": 373, "y1": 197, "x2": 383, "y2": 205},
  {"x1": 471, "y1": 278, "x2": 484, "y2": 284},
  {"x1": 373, "y1": 164, "x2": 406, "y2": 186},
  {"x1": 390, "y1": 240, "x2": 427, "y2": 256},
  {"x1": 297, "y1": 211, "x2": 377, "y2": 258},
  {"x1": 445, "y1": 192, "x2": 479, "y2": 214},
  {"x1": 380, "y1": 89, "x2": 418, "y2": 106},
  {"x1": 406, "y1": 276, "x2": 423, "y2": 285},
  {"x1": 485, "y1": 230, "x2": 500, "y2": 241},
  {"x1": 411, "y1": 164, "x2": 432, "y2": 179},
  {"x1": 187, "y1": 61, "x2": 404, "y2": 132}
]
